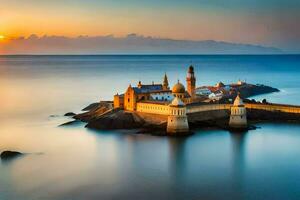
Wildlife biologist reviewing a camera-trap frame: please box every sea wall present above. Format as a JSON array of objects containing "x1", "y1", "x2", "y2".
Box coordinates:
[
  {"x1": 187, "y1": 109, "x2": 230, "y2": 123},
  {"x1": 245, "y1": 103, "x2": 300, "y2": 113}
]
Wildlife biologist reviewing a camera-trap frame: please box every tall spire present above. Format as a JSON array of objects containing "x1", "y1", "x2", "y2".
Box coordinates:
[{"x1": 163, "y1": 73, "x2": 169, "y2": 90}]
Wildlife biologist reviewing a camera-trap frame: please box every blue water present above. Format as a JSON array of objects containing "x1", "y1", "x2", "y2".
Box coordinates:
[{"x1": 1, "y1": 55, "x2": 300, "y2": 200}]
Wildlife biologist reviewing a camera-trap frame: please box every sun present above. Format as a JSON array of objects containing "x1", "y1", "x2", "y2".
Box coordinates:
[{"x1": 0, "y1": 35, "x2": 5, "y2": 40}]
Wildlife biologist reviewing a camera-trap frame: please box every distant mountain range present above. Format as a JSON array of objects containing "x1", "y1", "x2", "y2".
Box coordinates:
[{"x1": 1, "y1": 34, "x2": 283, "y2": 54}]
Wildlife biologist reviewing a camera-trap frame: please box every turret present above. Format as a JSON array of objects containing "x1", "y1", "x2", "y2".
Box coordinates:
[
  {"x1": 163, "y1": 73, "x2": 169, "y2": 90},
  {"x1": 186, "y1": 65, "x2": 196, "y2": 98},
  {"x1": 167, "y1": 97, "x2": 189, "y2": 135},
  {"x1": 229, "y1": 94, "x2": 247, "y2": 129}
]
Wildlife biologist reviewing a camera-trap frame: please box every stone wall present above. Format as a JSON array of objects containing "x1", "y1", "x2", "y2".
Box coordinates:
[
  {"x1": 187, "y1": 104, "x2": 231, "y2": 114},
  {"x1": 245, "y1": 103, "x2": 300, "y2": 113},
  {"x1": 136, "y1": 102, "x2": 300, "y2": 122},
  {"x1": 187, "y1": 109, "x2": 230, "y2": 123},
  {"x1": 136, "y1": 102, "x2": 169, "y2": 115}
]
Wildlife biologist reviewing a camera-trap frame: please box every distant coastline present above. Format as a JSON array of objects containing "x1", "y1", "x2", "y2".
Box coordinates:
[
  {"x1": 2, "y1": 54, "x2": 300, "y2": 57},
  {"x1": 0, "y1": 34, "x2": 284, "y2": 55}
]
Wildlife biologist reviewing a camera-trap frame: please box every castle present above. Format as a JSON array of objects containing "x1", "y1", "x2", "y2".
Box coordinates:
[
  {"x1": 113, "y1": 65, "x2": 246, "y2": 134},
  {"x1": 114, "y1": 65, "x2": 196, "y2": 111}
]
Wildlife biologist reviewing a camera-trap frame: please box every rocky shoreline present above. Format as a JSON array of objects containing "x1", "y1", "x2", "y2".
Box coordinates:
[
  {"x1": 238, "y1": 84, "x2": 279, "y2": 98},
  {"x1": 60, "y1": 85, "x2": 300, "y2": 135},
  {"x1": 0, "y1": 151, "x2": 23, "y2": 161}
]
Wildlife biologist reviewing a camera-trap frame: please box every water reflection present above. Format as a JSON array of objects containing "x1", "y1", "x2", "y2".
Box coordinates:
[
  {"x1": 168, "y1": 138, "x2": 187, "y2": 183},
  {"x1": 1, "y1": 55, "x2": 300, "y2": 200},
  {"x1": 229, "y1": 131, "x2": 247, "y2": 198}
]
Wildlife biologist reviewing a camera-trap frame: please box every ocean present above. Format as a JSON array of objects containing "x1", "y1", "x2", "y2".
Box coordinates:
[{"x1": 1, "y1": 55, "x2": 300, "y2": 200}]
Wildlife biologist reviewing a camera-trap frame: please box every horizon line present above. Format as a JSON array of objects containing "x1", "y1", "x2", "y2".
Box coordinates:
[{"x1": 0, "y1": 53, "x2": 299, "y2": 56}]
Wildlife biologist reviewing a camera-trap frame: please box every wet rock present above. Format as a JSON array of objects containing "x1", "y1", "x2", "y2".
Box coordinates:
[
  {"x1": 74, "y1": 105, "x2": 111, "y2": 122},
  {"x1": 86, "y1": 109, "x2": 145, "y2": 130},
  {"x1": 1, "y1": 151, "x2": 23, "y2": 160},
  {"x1": 82, "y1": 103, "x2": 100, "y2": 111},
  {"x1": 64, "y1": 112, "x2": 76, "y2": 116},
  {"x1": 59, "y1": 120, "x2": 81, "y2": 126}
]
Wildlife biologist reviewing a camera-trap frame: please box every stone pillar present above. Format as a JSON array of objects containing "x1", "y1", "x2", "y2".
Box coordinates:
[
  {"x1": 167, "y1": 97, "x2": 189, "y2": 135},
  {"x1": 229, "y1": 94, "x2": 247, "y2": 129}
]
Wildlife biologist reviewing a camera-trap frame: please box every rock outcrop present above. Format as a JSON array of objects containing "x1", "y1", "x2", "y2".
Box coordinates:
[
  {"x1": 1, "y1": 151, "x2": 23, "y2": 160},
  {"x1": 238, "y1": 84, "x2": 279, "y2": 98},
  {"x1": 86, "y1": 109, "x2": 145, "y2": 130},
  {"x1": 82, "y1": 103, "x2": 100, "y2": 111},
  {"x1": 74, "y1": 103, "x2": 111, "y2": 122},
  {"x1": 64, "y1": 112, "x2": 76, "y2": 116}
]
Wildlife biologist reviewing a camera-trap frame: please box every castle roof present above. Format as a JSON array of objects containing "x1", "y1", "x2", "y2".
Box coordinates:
[{"x1": 132, "y1": 84, "x2": 163, "y2": 94}]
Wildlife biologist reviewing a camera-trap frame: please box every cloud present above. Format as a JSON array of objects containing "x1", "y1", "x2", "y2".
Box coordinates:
[{"x1": 0, "y1": 34, "x2": 283, "y2": 55}]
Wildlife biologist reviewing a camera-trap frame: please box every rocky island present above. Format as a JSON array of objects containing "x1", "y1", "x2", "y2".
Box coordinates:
[{"x1": 62, "y1": 65, "x2": 300, "y2": 135}]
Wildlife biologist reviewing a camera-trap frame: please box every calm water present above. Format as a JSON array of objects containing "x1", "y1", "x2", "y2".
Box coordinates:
[{"x1": 1, "y1": 55, "x2": 300, "y2": 200}]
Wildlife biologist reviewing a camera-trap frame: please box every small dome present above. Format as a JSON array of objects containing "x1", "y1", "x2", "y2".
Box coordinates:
[
  {"x1": 172, "y1": 82, "x2": 185, "y2": 93},
  {"x1": 233, "y1": 94, "x2": 244, "y2": 106},
  {"x1": 171, "y1": 97, "x2": 184, "y2": 106}
]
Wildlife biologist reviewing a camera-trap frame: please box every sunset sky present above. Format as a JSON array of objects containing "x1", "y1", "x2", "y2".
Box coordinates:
[{"x1": 1, "y1": 0, "x2": 300, "y2": 52}]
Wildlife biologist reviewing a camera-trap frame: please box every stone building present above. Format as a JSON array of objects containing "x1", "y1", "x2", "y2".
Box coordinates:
[
  {"x1": 113, "y1": 94, "x2": 124, "y2": 108},
  {"x1": 113, "y1": 66, "x2": 196, "y2": 111}
]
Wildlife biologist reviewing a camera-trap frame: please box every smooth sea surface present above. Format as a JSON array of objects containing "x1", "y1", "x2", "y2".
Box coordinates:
[{"x1": 1, "y1": 55, "x2": 300, "y2": 200}]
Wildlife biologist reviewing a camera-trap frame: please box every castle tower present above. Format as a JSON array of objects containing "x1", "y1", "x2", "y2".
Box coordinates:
[
  {"x1": 162, "y1": 73, "x2": 169, "y2": 90},
  {"x1": 167, "y1": 97, "x2": 189, "y2": 135},
  {"x1": 229, "y1": 94, "x2": 247, "y2": 129},
  {"x1": 186, "y1": 65, "x2": 196, "y2": 98}
]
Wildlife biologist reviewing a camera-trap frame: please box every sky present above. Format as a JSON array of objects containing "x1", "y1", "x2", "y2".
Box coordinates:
[{"x1": 0, "y1": 0, "x2": 300, "y2": 52}]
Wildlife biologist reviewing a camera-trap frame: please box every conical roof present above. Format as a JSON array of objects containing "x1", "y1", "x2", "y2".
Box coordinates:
[
  {"x1": 171, "y1": 97, "x2": 184, "y2": 106},
  {"x1": 233, "y1": 93, "x2": 244, "y2": 106},
  {"x1": 163, "y1": 73, "x2": 169, "y2": 87}
]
